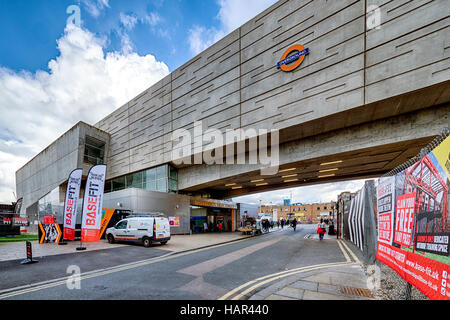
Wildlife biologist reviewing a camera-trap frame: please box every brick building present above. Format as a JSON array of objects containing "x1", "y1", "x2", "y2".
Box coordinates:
[{"x1": 259, "y1": 202, "x2": 336, "y2": 224}]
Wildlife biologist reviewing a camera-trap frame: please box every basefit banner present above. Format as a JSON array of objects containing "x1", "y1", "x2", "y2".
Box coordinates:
[
  {"x1": 63, "y1": 169, "x2": 82, "y2": 241},
  {"x1": 81, "y1": 164, "x2": 107, "y2": 243}
]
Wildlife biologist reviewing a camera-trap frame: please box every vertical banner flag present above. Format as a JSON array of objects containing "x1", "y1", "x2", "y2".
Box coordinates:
[
  {"x1": 63, "y1": 169, "x2": 82, "y2": 241},
  {"x1": 81, "y1": 165, "x2": 107, "y2": 243},
  {"x1": 14, "y1": 197, "x2": 23, "y2": 215}
]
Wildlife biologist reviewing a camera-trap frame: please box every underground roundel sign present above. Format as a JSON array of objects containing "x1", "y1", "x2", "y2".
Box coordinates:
[{"x1": 277, "y1": 44, "x2": 309, "y2": 72}]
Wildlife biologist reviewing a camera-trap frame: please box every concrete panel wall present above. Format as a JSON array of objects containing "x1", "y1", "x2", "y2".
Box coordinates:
[
  {"x1": 92, "y1": 0, "x2": 449, "y2": 183},
  {"x1": 365, "y1": 0, "x2": 450, "y2": 104},
  {"x1": 240, "y1": 0, "x2": 365, "y2": 131},
  {"x1": 177, "y1": 103, "x2": 450, "y2": 191},
  {"x1": 15, "y1": 122, "x2": 110, "y2": 217},
  {"x1": 102, "y1": 188, "x2": 191, "y2": 235}
]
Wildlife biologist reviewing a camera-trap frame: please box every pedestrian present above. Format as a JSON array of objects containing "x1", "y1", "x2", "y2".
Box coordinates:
[
  {"x1": 292, "y1": 218, "x2": 297, "y2": 231},
  {"x1": 281, "y1": 219, "x2": 284, "y2": 229},
  {"x1": 203, "y1": 221, "x2": 208, "y2": 233},
  {"x1": 218, "y1": 221, "x2": 223, "y2": 233},
  {"x1": 317, "y1": 219, "x2": 326, "y2": 240},
  {"x1": 277, "y1": 220, "x2": 280, "y2": 229}
]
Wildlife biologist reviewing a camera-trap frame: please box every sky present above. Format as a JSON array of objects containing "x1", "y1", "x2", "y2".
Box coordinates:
[{"x1": 0, "y1": 0, "x2": 368, "y2": 204}]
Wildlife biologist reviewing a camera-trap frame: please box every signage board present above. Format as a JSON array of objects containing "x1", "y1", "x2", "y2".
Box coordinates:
[
  {"x1": 376, "y1": 136, "x2": 450, "y2": 300},
  {"x1": 169, "y1": 216, "x2": 180, "y2": 227},
  {"x1": 277, "y1": 45, "x2": 309, "y2": 72}
]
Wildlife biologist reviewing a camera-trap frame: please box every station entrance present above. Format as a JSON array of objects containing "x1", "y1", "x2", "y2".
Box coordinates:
[{"x1": 189, "y1": 198, "x2": 238, "y2": 233}]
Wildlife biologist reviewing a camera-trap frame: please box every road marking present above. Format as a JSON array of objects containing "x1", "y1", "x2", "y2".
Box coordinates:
[
  {"x1": 219, "y1": 261, "x2": 355, "y2": 300},
  {"x1": 218, "y1": 261, "x2": 353, "y2": 300},
  {"x1": 337, "y1": 240, "x2": 351, "y2": 263},
  {"x1": 339, "y1": 240, "x2": 361, "y2": 265},
  {"x1": 178, "y1": 238, "x2": 280, "y2": 276},
  {"x1": 0, "y1": 235, "x2": 275, "y2": 299}
]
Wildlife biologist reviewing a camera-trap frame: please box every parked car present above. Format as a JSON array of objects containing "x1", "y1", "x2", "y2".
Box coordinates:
[{"x1": 106, "y1": 214, "x2": 171, "y2": 247}]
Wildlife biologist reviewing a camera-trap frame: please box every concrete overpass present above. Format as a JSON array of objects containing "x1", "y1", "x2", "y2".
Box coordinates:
[{"x1": 16, "y1": 0, "x2": 450, "y2": 216}]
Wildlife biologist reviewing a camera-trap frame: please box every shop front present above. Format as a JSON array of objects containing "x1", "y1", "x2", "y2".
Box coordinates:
[{"x1": 190, "y1": 198, "x2": 238, "y2": 233}]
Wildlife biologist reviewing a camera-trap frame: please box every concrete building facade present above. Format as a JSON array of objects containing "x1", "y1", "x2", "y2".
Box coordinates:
[{"x1": 15, "y1": 1, "x2": 450, "y2": 233}]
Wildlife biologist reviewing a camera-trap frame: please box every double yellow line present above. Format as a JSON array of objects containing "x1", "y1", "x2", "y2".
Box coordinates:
[
  {"x1": 219, "y1": 239, "x2": 361, "y2": 300},
  {"x1": 0, "y1": 237, "x2": 252, "y2": 300}
]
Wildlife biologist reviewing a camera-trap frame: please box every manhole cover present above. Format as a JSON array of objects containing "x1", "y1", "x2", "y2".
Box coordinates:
[{"x1": 339, "y1": 286, "x2": 373, "y2": 298}]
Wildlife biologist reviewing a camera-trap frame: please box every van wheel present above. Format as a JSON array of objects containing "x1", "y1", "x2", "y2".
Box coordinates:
[
  {"x1": 143, "y1": 237, "x2": 152, "y2": 248},
  {"x1": 107, "y1": 234, "x2": 115, "y2": 244},
  {"x1": 160, "y1": 241, "x2": 167, "y2": 245}
]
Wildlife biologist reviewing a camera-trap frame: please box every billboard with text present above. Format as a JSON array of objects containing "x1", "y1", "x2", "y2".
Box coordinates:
[{"x1": 376, "y1": 136, "x2": 449, "y2": 300}]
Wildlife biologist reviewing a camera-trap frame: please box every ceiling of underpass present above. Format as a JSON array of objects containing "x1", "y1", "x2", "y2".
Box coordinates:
[{"x1": 179, "y1": 136, "x2": 434, "y2": 199}]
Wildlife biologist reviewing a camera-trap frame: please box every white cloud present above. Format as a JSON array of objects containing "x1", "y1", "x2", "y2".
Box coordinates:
[
  {"x1": 217, "y1": 0, "x2": 278, "y2": 33},
  {"x1": 0, "y1": 24, "x2": 170, "y2": 203},
  {"x1": 188, "y1": 26, "x2": 225, "y2": 56},
  {"x1": 188, "y1": 0, "x2": 277, "y2": 55},
  {"x1": 120, "y1": 13, "x2": 139, "y2": 30},
  {"x1": 81, "y1": 0, "x2": 110, "y2": 18},
  {"x1": 144, "y1": 12, "x2": 162, "y2": 27}
]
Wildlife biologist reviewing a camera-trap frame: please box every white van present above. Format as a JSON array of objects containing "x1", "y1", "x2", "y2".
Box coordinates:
[{"x1": 106, "y1": 215, "x2": 171, "y2": 247}]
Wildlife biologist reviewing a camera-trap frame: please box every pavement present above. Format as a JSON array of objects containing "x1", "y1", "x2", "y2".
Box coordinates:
[
  {"x1": 248, "y1": 263, "x2": 373, "y2": 300},
  {"x1": 246, "y1": 230, "x2": 374, "y2": 300}
]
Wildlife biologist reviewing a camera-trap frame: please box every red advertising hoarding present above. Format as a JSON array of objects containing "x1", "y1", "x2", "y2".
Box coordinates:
[
  {"x1": 376, "y1": 136, "x2": 450, "y2": 300},
  {"x1": 394, "y1": 193, "x2": 416, "y2": 248}
]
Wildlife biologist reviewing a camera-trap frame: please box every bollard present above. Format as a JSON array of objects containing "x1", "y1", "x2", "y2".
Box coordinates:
[{"x1": 20, "y1": 241, "x2": 39, "y2": 265}]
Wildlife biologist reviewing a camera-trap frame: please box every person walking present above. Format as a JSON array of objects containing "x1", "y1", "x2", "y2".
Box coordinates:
[
  {"x1": 277, "y1": 220, "x2": 280, "y2": 229},
  {"x1": 292, "y1": 218, "x2": 297, "y2": 231},
  {"x1": 281, "y1": 218, "x2": 285, "y2": 229},
  {"x1": 317, "y1": 219, "x2": 326, "y2": 240},
  {"x1": 203, "y1": 221, "x2": 208, "y2": 233},
  {"x1": 218, "y1": 221, "x2": 223, "y2": 233}
]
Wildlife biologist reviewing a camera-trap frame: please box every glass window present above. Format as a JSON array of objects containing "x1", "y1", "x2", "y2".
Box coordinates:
[
  {"x1": 104, "y1": 180, "x2": 112, "y2": 193},
  {"x1": 116, "y1": 220, "x2": 127, "y2": 229},
  {"x1": 112, "y1": 177, "x2": 126, "y2": 191},
  {"x1": 126, "y1": 172, "x2": 143, "y2": 189},
  {"x1": 145, "y1": 168, "x2": 156, "y2": 182},
  {"x1": 156, "y1": 179, "x2": 168, "y2": 193},
  {"x1": 169, "y1": 166, "x2": 178, "y2": 180},
  {"x1": 144, "y1": 179, "x2": 157, "y2": 191},
  {"x1": 169, "y1": 179, "x2": 177, "y2": 192},
  {"x1": 156, "y1": 165, "x2": 167, "y2": 180},
  {"x1": 84, "y1": 136, "x2": 105, "y2": 165}
]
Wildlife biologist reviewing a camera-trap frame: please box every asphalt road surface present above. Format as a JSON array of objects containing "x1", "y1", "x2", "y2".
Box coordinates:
[{"x1": 0, "y1": 225, "x2": 353, "y2": 300}]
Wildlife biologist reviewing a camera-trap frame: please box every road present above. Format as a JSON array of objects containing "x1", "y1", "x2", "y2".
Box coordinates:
[{"x1": 0, "y1": 225, "x2": 361, "y2": 300}]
